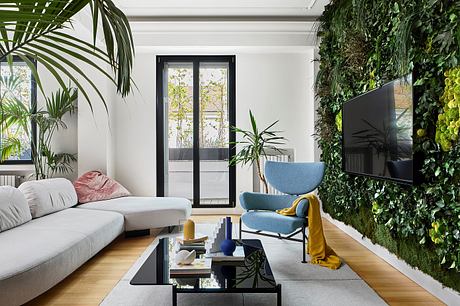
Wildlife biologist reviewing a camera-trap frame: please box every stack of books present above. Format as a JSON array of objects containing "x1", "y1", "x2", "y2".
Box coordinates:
[
  {"x1": 176, "y1": 235, "x2": 208, "y2": 256},
  {"x1": 170, "y1": 258, "x2": 212, "y2": 276},
  {"x1": 205, "y1": 245, "x2": 245, "y2": 262}
]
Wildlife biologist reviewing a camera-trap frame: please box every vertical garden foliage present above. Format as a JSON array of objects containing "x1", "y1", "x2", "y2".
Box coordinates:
[{"x1": 316, "y1": 0, "x2": 460, "y2": 290}]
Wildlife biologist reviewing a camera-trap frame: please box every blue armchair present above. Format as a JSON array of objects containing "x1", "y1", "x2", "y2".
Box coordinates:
[{"x1": 239, "y1": 161, "x2": 325, "y2": 263}]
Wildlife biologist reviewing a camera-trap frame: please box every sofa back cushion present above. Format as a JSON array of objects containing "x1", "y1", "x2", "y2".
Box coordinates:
[
  {"x1": 0, "y1": 186, "x2": 32, "y2": 232},
  {"x1": 19, "y1": 178, "x2": 78, "y2": 218},
  {"x1": 74, "y1": 171, "x2": 131, "y2": 204}
]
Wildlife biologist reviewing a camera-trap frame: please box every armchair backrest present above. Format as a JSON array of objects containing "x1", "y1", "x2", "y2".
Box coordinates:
[{"x1": 264, "y1": 161, "x2": 325, "y2": 195}]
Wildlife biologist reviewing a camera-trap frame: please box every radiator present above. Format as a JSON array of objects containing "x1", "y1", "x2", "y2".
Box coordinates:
[
  {"x1": 253, "y1": 149, "x2": 294, "y2": 194},
  {"x1": 0, "y1": 175, "x2": 20, "y2": 187}
]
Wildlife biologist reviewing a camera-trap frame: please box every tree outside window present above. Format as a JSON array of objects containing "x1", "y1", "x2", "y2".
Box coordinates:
[
  {"x1": 167, "y1": 66, "x2": 228, "y2": 149},
  {"x1": 0, "y1": 60, "x2": 35, "y2": 162}
]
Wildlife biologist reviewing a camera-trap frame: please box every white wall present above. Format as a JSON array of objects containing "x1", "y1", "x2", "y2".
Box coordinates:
[
  {"x1": 235, "y1": 52, "x2": 315, "y2": 197},
  {"x1": 111, "y1": 53, "x2": 157, "y2": 195},
  {"x1": 37, "y1": 20, "x2": 114, "y2": 180},
  {"x1": 111, "y1": 50, "x2": 316, "y2": 205},
  {"x1": 37, "y1": 66, "x2": 79, "y2": 181}
]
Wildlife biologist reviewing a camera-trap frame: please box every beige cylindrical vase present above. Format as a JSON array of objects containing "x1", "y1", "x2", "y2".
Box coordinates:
[{"x1": 183, "y1": 219, "x2": 195, "y2": 240}]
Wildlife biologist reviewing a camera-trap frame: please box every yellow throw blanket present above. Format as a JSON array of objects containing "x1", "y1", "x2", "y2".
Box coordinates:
[{"x1": 276, "y1": 193, "x2": 341, "y2": 269}]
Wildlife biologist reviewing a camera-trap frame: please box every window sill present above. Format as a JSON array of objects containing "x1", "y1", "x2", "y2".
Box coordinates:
[{"x1": 0, "y1": 164, "x2": 34, "y2": 176}]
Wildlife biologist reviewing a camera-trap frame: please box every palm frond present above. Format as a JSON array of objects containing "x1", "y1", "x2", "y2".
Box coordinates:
[
  {"x1": 0, "y1": 74, "x2": 22, "y2": 94},
  {"x1": 229, "y1": 110, "x2": 286, "y2": 167},
  {"x1": 0, "y1": 137, "x2": 21, "y2": 160},
  {"x1": 45, "y1": 87, "x2": 77, "y2": 120},
  {"x1": 1, "y1": 97, "x2": 31, "y2": 134},
  {"x1": 0, "y1": 0, "x2": 135, "y2": 109}
]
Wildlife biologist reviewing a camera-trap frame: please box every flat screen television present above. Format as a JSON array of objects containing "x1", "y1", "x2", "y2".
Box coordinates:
[{"x1": 342, "y1": 74, "x2": 419, "y2": 184}]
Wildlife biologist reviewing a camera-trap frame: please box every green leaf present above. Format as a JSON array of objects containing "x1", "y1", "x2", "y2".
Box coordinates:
[{"x1": 0, "y1": 0, "x2": 135, "y2": 111}]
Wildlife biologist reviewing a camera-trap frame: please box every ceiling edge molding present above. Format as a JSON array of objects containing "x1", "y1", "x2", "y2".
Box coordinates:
[
  {"x1": 128, "y1": 16, "x2": 319, "y2": 22},
  {"x1": 129, "y1": 20, "x2": 317, "y2": 32},
  {"x1": 130, "y1": 20, "x2": 319, "y2": 48}
]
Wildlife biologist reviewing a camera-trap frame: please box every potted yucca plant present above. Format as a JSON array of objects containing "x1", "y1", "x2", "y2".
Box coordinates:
[{"x1": 229, "y1": 110, "x2": 286, "y2": 193}]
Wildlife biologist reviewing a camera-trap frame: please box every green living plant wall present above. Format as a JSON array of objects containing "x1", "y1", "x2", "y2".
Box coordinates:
[{"x1": 316, "y1": 0, "x2": 460, "y2": 290}]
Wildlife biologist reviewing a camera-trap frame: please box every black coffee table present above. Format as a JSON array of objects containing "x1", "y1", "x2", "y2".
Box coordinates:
[{"x1": 130, "y1": 238, "x2": 281, "y2": 306}]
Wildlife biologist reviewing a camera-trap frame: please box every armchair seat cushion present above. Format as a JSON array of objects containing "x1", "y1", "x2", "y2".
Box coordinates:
[{"x1": 241, "y1": 211, "x2": 307, "y2": 235}]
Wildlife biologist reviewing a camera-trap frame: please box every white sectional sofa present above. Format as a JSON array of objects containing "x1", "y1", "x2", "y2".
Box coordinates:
[{"x1": 0, "y1": 178, "x2": 191, "y2": 306}]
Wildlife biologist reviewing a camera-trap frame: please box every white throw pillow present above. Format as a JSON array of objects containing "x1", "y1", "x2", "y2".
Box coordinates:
[
  {"x1": 19, "y1": 178, "x2": 78, "y2": 218},
  {"x1": 0, "y1": 186, "x2": 32, "y2": 232}
]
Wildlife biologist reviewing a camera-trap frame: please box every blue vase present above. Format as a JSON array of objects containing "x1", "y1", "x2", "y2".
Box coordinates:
[{"x1": 220, "y1": 217, "x2": 236, "y2": 256}]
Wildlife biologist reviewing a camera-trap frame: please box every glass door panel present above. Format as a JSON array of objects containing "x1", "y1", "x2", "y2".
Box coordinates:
[
  {"x1": 165, "y1": 63, "x2": 193, "y2": 200},
  {"x1": 157, "y1": 56, "x2": 235, "y2": 208},
  {"x1": 199, "y1": 63, "x2": 230, "y2": 205}
]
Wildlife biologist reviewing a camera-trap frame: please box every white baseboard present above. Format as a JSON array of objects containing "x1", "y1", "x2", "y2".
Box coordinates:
[
  {"x1": 192, "y1": 207, "x2": 243, "y2": 215},
  {"x1": 323, "y1": 213, "x2": 460, "y2": 305}
]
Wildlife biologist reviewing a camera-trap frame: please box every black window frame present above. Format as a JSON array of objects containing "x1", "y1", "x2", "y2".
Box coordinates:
[
  {"x1": 156, "y1": 55, "x2": 236, "y2": 208},
  {"x1": 0, "y1": 56, "x2": 37, "y2": 165}
]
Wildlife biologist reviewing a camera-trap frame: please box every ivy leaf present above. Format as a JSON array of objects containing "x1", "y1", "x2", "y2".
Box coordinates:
[
  {"x1": 436, "y1": 200, "x2": 445, "y2": 208},
  {"x1": 434, "y1": 167, "x2": 441, "y2": 176},
  {"x1": 419, "y1": 236, "x2": 426, "y2": 244}
]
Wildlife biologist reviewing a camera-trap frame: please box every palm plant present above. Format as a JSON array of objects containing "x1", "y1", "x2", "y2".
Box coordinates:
[
  {"x1": 0, "y1": 73, "x2": 78, "y2": 179},
  {"x1": 229, "y1": 110, "x2": 286, "y2": 193},
  {"x1": 0, "y1": 0, "x2": 135, "y2": 109}
]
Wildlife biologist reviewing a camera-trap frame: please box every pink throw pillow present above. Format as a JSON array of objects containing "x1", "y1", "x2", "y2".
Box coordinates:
[{"x1": 74, "y1": 171, "x2": 131, "y2": 204}]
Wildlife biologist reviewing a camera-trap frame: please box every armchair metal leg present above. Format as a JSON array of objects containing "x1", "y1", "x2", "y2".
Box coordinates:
[
  {"x1": 240, "y1": 222, "x2": 309, "y2": 263},
  {"x1": 302, "y1": 224, "x2": 307, "y2": 263},
  {"x1": 239, "y1": 218, "x2": 242, "y2": 240}
]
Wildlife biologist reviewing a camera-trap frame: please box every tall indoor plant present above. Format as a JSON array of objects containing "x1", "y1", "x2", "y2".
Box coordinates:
[
  {"x1": 0, "y1": 0, "x2": 135, "y2": 108},
  {"x1": 229, "y1": 110, "x2": 286, "y2": 193},
  {"x1": 0, "y1": 73, "x2": 77, "y2": 179}
]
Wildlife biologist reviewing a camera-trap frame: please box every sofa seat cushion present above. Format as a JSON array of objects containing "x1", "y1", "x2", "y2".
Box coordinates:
[
  {"x1": 25, "y1": 208, "x2": 125, "y2": 256},
  {"x1": 0, "y1": 208, "x2": 123, "y2": 306},
  {"x1": 77, "y1": 196, "x2": 192, "y2": 231},
  {"x1": 241, "y1": 210, "x2": 307, "y2": 235}
]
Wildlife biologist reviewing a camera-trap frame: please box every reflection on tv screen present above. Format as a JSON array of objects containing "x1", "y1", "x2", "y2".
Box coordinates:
[{"x1": 342, "y1": 74, "x2": 413, "y2": 182}]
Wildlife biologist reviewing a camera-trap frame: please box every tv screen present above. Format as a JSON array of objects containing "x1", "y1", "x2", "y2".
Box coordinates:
[{"x1": 342, "y1": 74, "x2": 413, "y2": 183}]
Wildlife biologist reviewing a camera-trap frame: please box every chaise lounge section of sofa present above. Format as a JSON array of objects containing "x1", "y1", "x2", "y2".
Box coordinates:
[{"x1": 0, "y1": 178, "x2": 191, "y2": 306}]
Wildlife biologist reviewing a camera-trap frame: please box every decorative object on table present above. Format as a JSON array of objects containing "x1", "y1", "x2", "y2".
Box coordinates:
[
  {"x1": 170, "y1": 258, "x2": 212, "y2": 276},
  {"x1": 220, "y1": 217, "x2": 236, "y2": 256},
  {"x1": 206, "y1": 245, "x2": 245, "y2": 262},
  {"x1": 174, "y1": 250, "x2": 196, "y2": 265},
  {"x1": 176, "y1": 234, "x2": 208, "y2": 245},
  {"x1": 206, "y1": 217, "x2": 226, "y2": 253},
  {"x1": 176, "y1": 234, "x2": 208, "y2": 256},
  {"x1": 229, "y1": 110, "x2": 286, "y2": 193},
  {"x1": 178, "y1": 243, "x2": 206, "y2": 256},
  {"x1": 183, "y1": 219, "x2": 195, "y2": 240}
]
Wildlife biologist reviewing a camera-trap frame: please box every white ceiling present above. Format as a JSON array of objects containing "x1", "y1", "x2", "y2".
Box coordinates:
[{"x1": 114, "y1": 0, "x2": 329, "y2": 19}]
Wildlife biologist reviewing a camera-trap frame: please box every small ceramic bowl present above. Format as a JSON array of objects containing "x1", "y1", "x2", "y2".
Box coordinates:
[{"x1": 175, "y1": 250, "x2": 196, "y2": 265}]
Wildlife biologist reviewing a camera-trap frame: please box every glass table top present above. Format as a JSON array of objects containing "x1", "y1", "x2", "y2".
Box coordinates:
[{"x1": 130, "y1": 238, "x2": 277, "y2": 293}]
